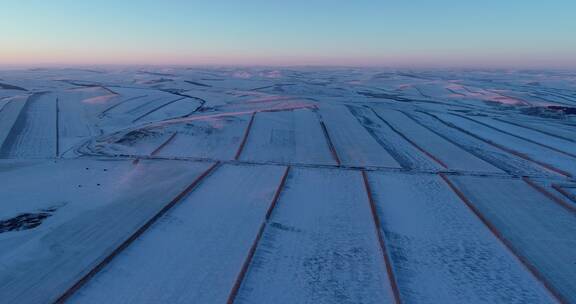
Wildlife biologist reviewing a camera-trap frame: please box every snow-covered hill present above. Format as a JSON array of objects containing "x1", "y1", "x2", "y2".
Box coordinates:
[{"x1": 1, "y1": 67, "x2": 575, "y2": 303}]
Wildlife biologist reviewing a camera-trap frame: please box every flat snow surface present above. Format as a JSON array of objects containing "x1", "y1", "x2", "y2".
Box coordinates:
[
  {"x1": 235, "y1": 168, "x2": 396, "y2": 304},
  {"x1": 367, "y1": 172, "x2": 554, "y2": 303},
  {"x1": 0, "y1": 67, "x2": 575, "y2": 303},
  {"x1": 69, "y1": 164, "x2": 286, "y2": 304}
]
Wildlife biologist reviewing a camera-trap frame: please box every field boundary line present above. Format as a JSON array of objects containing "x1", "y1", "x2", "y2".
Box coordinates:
[
  {"x1": 425, "y1": 112, "x2": 571, "y2": 177},
  {"x1": 371, "y1": 109, "x2": 448, "y2": 169},
  {"x1": 440, "y1": 173, "x2": 567, "y2": 304},
  {"x1": 523, "y1": 178, "x2": 576, "y2": 214},
  {"x1": 226, "y1": 166, "x2": 291, "y2": 304},
  {"x1": 234, "y1": 112, "x2": 256, "y2": 160},
  {"x1": 150, "y1": 133, "x2": 177, "y2": 156},
  {"x1": 361, "y1": 170, "x2": 403, "y2": 304},
  {"x1": 54, "y1": 162, "x2": 220, "y2": 303}
]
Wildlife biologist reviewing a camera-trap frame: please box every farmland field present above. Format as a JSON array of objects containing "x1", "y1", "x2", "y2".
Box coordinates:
[{"x1": 1, "y1": 67, "x2": 575, "y2": 303}]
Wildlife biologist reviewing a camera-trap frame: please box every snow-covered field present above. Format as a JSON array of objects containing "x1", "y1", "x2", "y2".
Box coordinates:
[{"x1": 0, "y1": 67, "x2": 575, "y2": 303}]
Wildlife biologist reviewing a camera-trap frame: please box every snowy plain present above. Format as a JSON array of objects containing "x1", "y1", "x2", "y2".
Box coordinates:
[{"x1": 0, "y1": 67, "x2": 575, "y2": 303}]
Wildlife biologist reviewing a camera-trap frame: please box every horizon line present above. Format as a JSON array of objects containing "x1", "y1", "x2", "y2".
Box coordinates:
[{"x1": 2, "y1": 62, "x2": 576, "y2": 71}]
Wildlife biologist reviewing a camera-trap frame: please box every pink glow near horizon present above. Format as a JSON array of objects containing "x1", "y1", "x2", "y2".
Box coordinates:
[{"x1": 2, "y1": 49, "x2": 575, "y2": 69}]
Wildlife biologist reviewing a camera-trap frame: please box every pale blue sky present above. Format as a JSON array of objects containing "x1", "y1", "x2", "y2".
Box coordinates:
[{"x1": 1, "y1": 0, "x2": 575, "y2": 67}]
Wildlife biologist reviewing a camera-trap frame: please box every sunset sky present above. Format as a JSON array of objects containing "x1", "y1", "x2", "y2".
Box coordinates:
[{"x1": 1, "y1": 0, "x2": 575, "y2": 67}]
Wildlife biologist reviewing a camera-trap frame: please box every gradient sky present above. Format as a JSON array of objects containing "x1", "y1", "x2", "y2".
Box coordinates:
[{"x1": 1, "y1": 0, "x2": 575, "y2": 67}]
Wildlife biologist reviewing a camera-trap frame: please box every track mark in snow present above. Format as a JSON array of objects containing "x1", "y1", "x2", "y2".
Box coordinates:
[
  {"x1": 0, "y1": 82, "x2": 27, "y2": 91},
  {"x1": 0, "y1": 98, "x2": 12, "y2": 113},
  {"x1": 0, "y1": 93, "x2": 57, "y2": 158},
  {"x1": 184, "y1": 80, "x2": 212, "y2": 87},
  {"x1": 0, "y1": 206, "x2": 60, "y2": 234},
  {"x1": 0, "y1": 97, "x2": 31, "y2": 152}
]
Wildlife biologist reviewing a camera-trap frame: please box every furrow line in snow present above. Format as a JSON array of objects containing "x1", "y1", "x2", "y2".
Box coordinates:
[
  {"x1": 411, "y1": 110, "x2": 565, "y2": 177},
  {"x1": 371, "y1": 109, "x2": 448, "y2": 169},
  {"x1": 99, "y1": 85, "x2": 119, "y2": 96},
  {"x1": 402, "y1": 110, "x2": 516, "y2": 173},
  {"x1": 150, "y1": 133, "x2": 177, "y2": 157},
  {"x1": 99, "y1": 95, "x2": 147, "y2": 117},
  {"x1": 124, "y1": 97, "x2": 163, "y2": 115},
  {"x1": 346, "y1": 105, "x2": 416, "y2": 170},
  {"x1": 234, "y1": 112, "x2": 256, "y2": 160},
  {"x1": 54, "y1": 162, "x2": 220, "y2": 304},
  {"x1": 264, "y1": 166, "x2": 291, "y2": 221},
  {"x1": 0, "y1": 98, "x2": 12, "y2": 113},
  {"x1": 226, "y1": 166, "x2": 291, "y2": 304},
  {"x1": 552, "y1": 184, "x2": 576, "y2": 203},
  {"x1": 439, "y1": 173, "x2": 568, "y2": 304},
  {"x1": 493, "y1": 117, "x2": 576, "y2": 144},
  {"x1": 56, "y1": 98, "x2": 60, "y2": 158},
  {"x1": 522, "y1": 178, "x2": 576, "y2": 214},
  {"x1": 0, "y1": 94, "x2": 33, "y2": 156},
  {"x1": 131, "y1": 97, "x2": 186, "y2": 123},
  {"x1": 361, "y1": 171, "x2": 403, "y2": 304},
  {"x1": 103, "y1": 105, "x2": 316, "y2": 140},
  {"x1": 425, "y1": 112, "x2": 572, "y2": 178},
  {"x1": 314, "y1": 111, "x2": 342, "y2": 166},
  {"x1": 460, "y1": 114, "x2": 576, "y2": 159},
  {"x1": 319, "y1": 119, "x2": 341, "y2": 166},
  {"x1": 317, "y1": 105, "x2": 401, "y2": 168}
]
